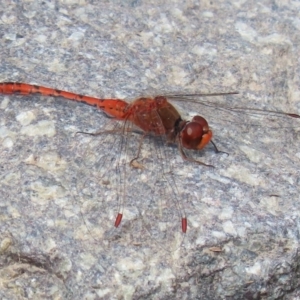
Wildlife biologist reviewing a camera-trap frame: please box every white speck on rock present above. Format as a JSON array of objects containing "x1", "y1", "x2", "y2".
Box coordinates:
[
  {"x1": 223, "y1": 71, "x2": 238, "y2": 86},
  {"x1": 68, "y1": 31, "x2": 85, "y2": 41},
  {"x1": 235, "y1": 22, "x2": 257, "y2": 43},
  {"x1": 292, "y1": 19, "x2": 300, "y2": 30},
  {"x1": 219, "y1": 207, "x2": 234, "y2": 220},
  {"x1": 0, "y1": 237, "x2": 12, "y2": 253},
  {"x1": 237, "y1": 226, "x2": 247, "y2": 237},
  {"x1": 63, "y1": 0, "x2": 86, "y2": 4},
  {"x1": 46, "y1": 58, "x2": 67, "y2": 73},
  {"x1": 35, "y1": 34, "x2": 47, "y2": 43},
  {"x1": 8, "y1": 206, "x2": 21, "y2": 219},
  {"x1": 118, "y1": 258, "x2": 144, "y2": 272},
  {"x1": 221, "y1": 165, "x2": 265, "y2": 187},
  {"x1": 246, "y1": 261, "x2": 262, "y2": 276},
  {"x1": 20, "y1": 120, "x2": 56, "y2": 137},
  {"x1": 43, "y1": 238, "x2": 57, "y2": 252},
  {"x1": 2, "y1": 171, "x2": 20, "y2": 185},
  {"x1": 30, "y1": 181, "x2": 67, "y2": 204},
  {"x1": 1, "y1": 14, "x2": 16, "y2": 24},
  {"x1": 0, "y1": 97, "x2": 10, "y2": 109},
  {"x1": 16, "y1": 110, "x2": 36, "y2": 126},
  {"x1": 212, "y1": 231, "x2": 227, "y2": 239},
  {"x1": 2, "y1": 136, "x2": 14, "y2": 148},
  {"x1": 257, "y1": 33, "x2": 292, "y2": 45},
  {"x1": 4, "y1": 33, "x2": 16, "y2": 41},
  {"x1": 259, "y1": 195, "x2": 280, "y2": 216},
  {"x1": 192, "y1": 45, "x2": 217, "y2": 57},
  {"x1": 239, "y1": 145, "x2": 265, "y2": 163},
  {"x1": 168, "y1": 66, "x2": 189, "y2": 85},
  {"x1": 222, "y1": 220, "x2": 237, "y2": 236},
  {"x1": 24, "y1": 152, "x2": 67, "y2": 173},
  {"x1": 202, "y1": 11, "x2": 214, "y2": 17},
  {"x1": 78, "y1": 252, "x2": 97, "y2": 270},
  {"x1": 95, "y1": 288, "x2": 111, "y2": 298},
  {"x1": 23, "y1": 10, "x2": 36, "y2": 19}
]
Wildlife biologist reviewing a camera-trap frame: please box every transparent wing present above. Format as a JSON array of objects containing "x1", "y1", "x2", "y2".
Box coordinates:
[
  {"x1": 72, "y1": 114, "x2": 186, "y2": 249},
  {"x1": 166, "y1": 93, "x2": 300, "y2": 129}
]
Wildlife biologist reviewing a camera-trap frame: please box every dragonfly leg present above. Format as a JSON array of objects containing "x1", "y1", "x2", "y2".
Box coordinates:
[
  {"x1": 210, "y1": 140, "x2": 229, "y2": 156},
  {"x1": 178, "y1": 142, "x2": 214, "y2": 168},
  {"x1": 129, "y1": 133, "x2": 146, "y2": 169},
  {"x1": 75, "y1": 128, "x2": 129, "y2": 136}
]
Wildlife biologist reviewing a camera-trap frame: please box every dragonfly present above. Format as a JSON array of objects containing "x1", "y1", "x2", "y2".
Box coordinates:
[{"x1": 0, "y1": 82, "x2": 299, "y2": 235}]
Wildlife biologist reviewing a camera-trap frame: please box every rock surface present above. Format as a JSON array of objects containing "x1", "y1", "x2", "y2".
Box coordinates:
[{"x1": 0, "y1": 1, "x2": 300, "y2": 299}]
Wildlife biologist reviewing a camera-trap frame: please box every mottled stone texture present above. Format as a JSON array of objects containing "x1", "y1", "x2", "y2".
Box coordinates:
[{"x1": 0, "y1": 1, "x2": 300, "y2": 299}]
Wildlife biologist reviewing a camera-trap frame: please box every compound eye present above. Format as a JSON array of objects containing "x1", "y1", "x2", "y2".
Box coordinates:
[
  {"x1": 180, "y1": 122, "x2": 203, "y2": 149},
  {"x1": 180, "y1": 116, "x2": 212, "y2": 150},
  {"x1": 191, "y1": 116, "x2": 209, "y2": 133}
]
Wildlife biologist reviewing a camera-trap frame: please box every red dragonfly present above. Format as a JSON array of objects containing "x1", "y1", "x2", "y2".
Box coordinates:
[{"x1": 0, "y1": 82, "x2": 299, "y2": 234}]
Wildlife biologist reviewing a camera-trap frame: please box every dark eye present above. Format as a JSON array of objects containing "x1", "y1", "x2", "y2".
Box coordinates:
[
  {"x1": 191, "y1": 116, "x2": 209, "y2": 133},
  {"x1": 180, "y1": 122, "x2": 203, "y2": 149},
  {"x1": 180, "y1": 116, "x2": 212, "y2": 150}
]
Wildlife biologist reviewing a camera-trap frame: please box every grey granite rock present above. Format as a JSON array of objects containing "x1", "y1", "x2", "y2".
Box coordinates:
[{"x1": 0, "y1": 1, "x2": 300, "y2": 299}]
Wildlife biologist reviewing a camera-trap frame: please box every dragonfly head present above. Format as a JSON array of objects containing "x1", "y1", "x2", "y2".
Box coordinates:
[{"x1": 180, "y1": 116, "x2": 212, "y2": 150}]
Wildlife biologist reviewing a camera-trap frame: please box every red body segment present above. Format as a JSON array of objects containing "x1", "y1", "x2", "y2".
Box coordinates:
[{"x1": 0, "y1": 82, "x2": 129, "y2": 120}]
